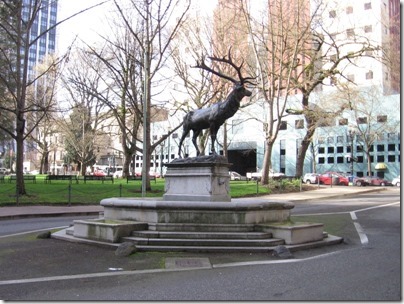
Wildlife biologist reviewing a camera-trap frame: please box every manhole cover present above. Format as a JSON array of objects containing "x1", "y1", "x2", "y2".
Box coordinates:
[{"x1": 165, "y1": 257, "x2": 211, "y2": 269}]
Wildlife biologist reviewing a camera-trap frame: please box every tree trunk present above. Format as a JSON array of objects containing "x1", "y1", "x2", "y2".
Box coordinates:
[
  {"x1": 296, "y1": 128, "x2": 315, "y2": 177},
  {"x1": 261, "y1": 139, "x2": 274, "y2": 185},
  {"x1": 16, "y1": 118, "x2": 26, "y2": 196}
]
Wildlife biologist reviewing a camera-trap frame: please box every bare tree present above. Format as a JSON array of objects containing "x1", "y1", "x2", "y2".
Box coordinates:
[
  {"x1": 0, "y1": 0, "x2": 108, "y2": 195},
  {"x1": 112, "y1": 0, "x2": 190, "y2": 192}
]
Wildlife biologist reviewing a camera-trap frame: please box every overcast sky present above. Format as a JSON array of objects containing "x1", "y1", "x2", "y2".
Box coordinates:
[{"x1": 56, "y1": 0, "x2": 218, "y2": 54}]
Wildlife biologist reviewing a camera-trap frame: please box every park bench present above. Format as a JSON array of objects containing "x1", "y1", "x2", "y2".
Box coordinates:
[
  {"x1": 45, "y1": 175, "x2": 78, "y2": 184},
  {"x1": 81, "y1": 175, "x2": 114, "y2": 184},
  {"x1": 9, "y1": 175, "x2": 36, "y2": 183},
  {"x1": 126, "y1": 175, "x2": 156, "y2": 184}
]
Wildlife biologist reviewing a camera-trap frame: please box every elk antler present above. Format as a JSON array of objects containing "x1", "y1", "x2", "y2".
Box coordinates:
[{"x1": 194, "y1": 48, "x2": 255, "y2": 85}]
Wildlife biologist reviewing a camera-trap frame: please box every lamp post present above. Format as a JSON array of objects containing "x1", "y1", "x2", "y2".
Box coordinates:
[{"x1": 348, "y1": 127, "x2": 355, "y2": 185}]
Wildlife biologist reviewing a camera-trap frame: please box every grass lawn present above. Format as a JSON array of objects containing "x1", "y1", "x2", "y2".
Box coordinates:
[{"x1": 0, "y1": 176, "x2": 296, "y2": 206}]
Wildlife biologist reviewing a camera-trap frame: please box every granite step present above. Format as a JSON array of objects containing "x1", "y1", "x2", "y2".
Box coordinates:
[
  {"x1": 131, "y1": 230, "x2": 273, "y2": 239},
  {"x1": 121, "y1": 236, "x2": 285, "y2": 247}
]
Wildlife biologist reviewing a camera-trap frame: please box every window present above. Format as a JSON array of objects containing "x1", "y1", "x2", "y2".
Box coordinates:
[
  {"x1": 318, "y1": 147, "x2": 325, "y2": 154},
  {"x1": 327, "y1": 137, "x2": 334, "y2": 144},
  {"x1": 366, "y1": 70, "x2": 373, "y2": 79},
  {"x1": 327, "y1": 157, "x2": 334, "y2": 163},
  {"x1": 388, "y1": 144, "x2": 396, "y2": 151},
  {"x1": 377, "y1": 115, "x2": 387, "y2": 123},
  {"x1": 347, "y1": 146, "x2": 351, "y2": 153},
  {"x1": 377, "y1": 144, "x2": 385, "y2": 152},
  {"x1": 295, "y1": 119, "x2": 304, "y2": 129},
  {"x1": 279, "y1": 121, "x2": 287, "y2": 130},
  {"x1": 319, "y1": 157, "x2": 325, "y2": 164},
  {"x1": 328, "y1": 147, "x2": 334, "y2": 153},
  {"x1": 337, "y1": 136, "x2": 344, "y2": 143},
  {"x1": 377, "y1": 155, "x2": 385, "y2": 162},
  {"x1": 339, "y1": 118, "x2": 348, "y2": 125},
  {"x1": 329, "y1": 10, "x2": 336, "y2": 18},
  {"x1": 357, "y1": 145, "x2": 363, "y2": 152},
  {"x1": 318, "y1": 137, "x2": 325, "y2": 144},
  {"x1": 357, "y1": 117, "x2": 367, "y2": 124},
  {"x1": 346, "y1": 28, "x2": 355, "y2": 38},
  {"x1": 388, "y1": 155, "x2": 396, "y2": 162},
  {"x1": 337, "y1": 146, "x2": 344, "y2": 153},
  {"x1": 364, "y1": 2, "x2": 372, "y2": 9},
  {"x1": 364, "y1": 25, "x2": 372, "y2": 33},
  {"x1": 346, "y1": 6, "x2": 353, "y2": 14},
  {"x1": 357, "y1": 156, "x2": 364, "y2": 163},
  {"x1": 337, "y1": 156, "x2": 344, "y2": 163},
  {"x1": 388, "y1": 133, "x2": 396, "y2": 140}
]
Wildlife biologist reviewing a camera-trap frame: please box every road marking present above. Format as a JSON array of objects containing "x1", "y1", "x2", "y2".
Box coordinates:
[
  {"x1": 0, "y1": 251, "x2": 345, "y2": 286},
  {"x1": 353, "y1": 222, "x2": 369, "y2": 245},
  {"x1": 0, "y1": 226, "x2": 68, "y2": 239}
]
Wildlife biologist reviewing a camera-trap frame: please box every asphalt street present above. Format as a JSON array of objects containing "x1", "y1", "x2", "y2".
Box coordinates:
[{"x1": 0, "y1": 187, "x2": 400, "y2": 300}]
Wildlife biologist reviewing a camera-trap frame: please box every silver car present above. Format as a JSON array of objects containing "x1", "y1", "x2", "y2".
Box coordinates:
[{"x1": 302, "y1": 173, "x2": 319, "y2": 184}]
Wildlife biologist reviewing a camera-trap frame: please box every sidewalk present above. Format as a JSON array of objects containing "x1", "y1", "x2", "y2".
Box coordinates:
[{"x1": 0, "y1": 186, "x2": 390, "y2": 220}]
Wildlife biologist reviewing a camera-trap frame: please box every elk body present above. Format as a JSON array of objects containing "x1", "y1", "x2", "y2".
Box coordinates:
[{"x1": 178, "y1": 52, "x2": 254, "y2": 158}]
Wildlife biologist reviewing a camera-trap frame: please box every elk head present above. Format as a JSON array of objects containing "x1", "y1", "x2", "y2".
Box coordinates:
[{"x1": 195, "y1": 49, "x2": 255, "y2": 98}]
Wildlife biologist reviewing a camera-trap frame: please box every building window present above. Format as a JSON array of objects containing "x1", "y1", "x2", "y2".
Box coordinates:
[
  {"x1": 388, "y1": 144, "x2": 396, "y2": 151},
  {"x1": 366, "y1": 70, "x2": 373, "y2": 79},
  {"x1": 377, "y1": 144, "x2": 385, "y2": 152},
  {"x1": 295, "y1": 119, "x2": 304, "y2": 129},
  {"x1": 327, "y1": 137, "x2": 334, "y2": 144},
  {"x1": 377, "y1": 155, "x2": 385, "y2": 162},
  {"x1": 388, "y1": 133, "x2": 396, "y2": 140},
  {"x1": 364, "y1": 2, "x2": 372, "y2": 9},
  {"x1": 346, "y1": 28, "x2": 355, "y2": 38},
  {"x1": 318, "y1": 137, "x2": 325, "y2": 144},
  {"x1": 329, "y1": 10, "x2": 336, "y2": 18},
  {"x1": 327, "y1": 157, "x2": 334, "y2": 163},
  {"x1": 337, "y1": 136, "x2": 343, "y2": 143},
  {"x1": 339, "y1": 118, "x2": 348, "y2": 125},
  {"x1": 388, "y1": 155, "x2": 396, "y2": 162},
  {"x1": 357, "y1": 117, "x2": 367, "y2": 124},
  {"x1": 337, "y1": 156, "x2": 344, "y2": 163},
  {"x1": 364, "y1": 25, "x2": 372, "y2": 33},
  {"x1": 328, "y1": 147, "x2": 334, "y2": 153},
  {"x1": 377, "y1": 115, "x2": 387, "y2": 123},
  {"x1": 357, "y1": 145, "x2": 363, "y2": 152},
  {"x1": 347, "y1": 146, "x2": 352, "y2": 153},
  {"x1": 279, "y1": 121, "x2": 287, "y2": 130},
  {"x1": 357, "y1": 156, "x2": 364, "y2": 163},
  {"x1": 319, "y1": 157, "x2": 325, "y2": 164},
  {"x1": 377, "y1": 133, "x2": 385, "y2": 141},
  {"x1": 337, "y1": 146, "x2": 344, "y2": 153},
  {"x1": 346, "y1": 6, "x2": 353, "y2": 14},
  {"x1": 318, "y1": 147, "x2": 325, "y2": 154}
]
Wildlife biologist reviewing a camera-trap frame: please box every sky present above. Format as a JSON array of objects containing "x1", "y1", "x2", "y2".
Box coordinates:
[{"x1": 56, "y1": 0, "x2": 218, "y2": 54}]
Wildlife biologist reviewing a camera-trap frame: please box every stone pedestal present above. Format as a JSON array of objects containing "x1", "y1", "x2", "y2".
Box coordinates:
[{"x1": 163, "y1": 155, "x2": 231, "y2": 202}]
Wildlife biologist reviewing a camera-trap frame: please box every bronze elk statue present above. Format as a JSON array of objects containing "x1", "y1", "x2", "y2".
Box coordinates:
[{"x1": 178, "y1": 52, "x2": 254, "y2": 158}]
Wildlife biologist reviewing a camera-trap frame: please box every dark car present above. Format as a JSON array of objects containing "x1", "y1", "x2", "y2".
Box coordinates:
[{"x1": 363, "y1": 176, "x2": 392, "y2": 186}]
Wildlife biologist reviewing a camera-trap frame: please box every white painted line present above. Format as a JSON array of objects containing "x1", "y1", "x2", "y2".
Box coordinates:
[
  {"x1": 354, "y1": 201, "x2": 400, "y2": 213},
  {"x1": 0, "y1": 226, "x2": 68, "y2": 239},
  {"x1": 350, "y1": 212, "x2": 357, "y2": 220},
  {"x1": 353, "y1": 222, "x2": 369, "y2": 245}
]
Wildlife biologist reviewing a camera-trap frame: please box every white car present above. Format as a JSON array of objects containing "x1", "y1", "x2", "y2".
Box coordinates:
[
  {"x1": 391, "y1": 175, "x2": 400, "y2": 187},
  {"x1": 302, "y1": 173, "x2": 319, "y2": 184},
  {"x1": 114, "y1": 170, "x2": 123, "y2": 178}
]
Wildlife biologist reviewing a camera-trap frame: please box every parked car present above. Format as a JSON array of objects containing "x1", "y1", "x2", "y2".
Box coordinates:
[
  {"x1": 363, "y1": 176, "x2": 392, "y2": 186},
  {"x1": 391, "y1": 175, "x2": 400, "y2": 187},
  {"x1": 113, "y1": 170, "x2": 123, "y2": 178},
  {"x1": 93, "y1": 170, "x2": 106, "y2": 177},
  {"x1": 318, "y1": 172, "x2": 342, "y2": 185},
  {"x1": 302, "y1": 173, "x2": 319, "y2": 184},
  {"x1": 229, "y1": 171, "x2": 242, "y2": 180},
  {"x1": 246, "y1": 170, "x2": 285, "y2": 181}
]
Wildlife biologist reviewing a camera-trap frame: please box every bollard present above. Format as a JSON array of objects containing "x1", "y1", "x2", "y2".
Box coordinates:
[{"x1": 119, "y1": 184, "x2": 122, "y2": 197}]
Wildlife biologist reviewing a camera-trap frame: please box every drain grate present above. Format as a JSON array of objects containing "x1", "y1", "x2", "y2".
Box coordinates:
[{"x1": 165, "y1": 257, "x2": 211, "y2": 269}]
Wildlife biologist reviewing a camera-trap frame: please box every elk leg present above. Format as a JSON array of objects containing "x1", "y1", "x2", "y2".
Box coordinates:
[
  {"x1": 192, "y1": 129, "x2": 201, "y2": 156},
  {"x1": 210, "y1": 125, "x2": 217, "y2": 155},
  {"x1": 178, "y1": 128, "x2": 189, "y2": 158}
]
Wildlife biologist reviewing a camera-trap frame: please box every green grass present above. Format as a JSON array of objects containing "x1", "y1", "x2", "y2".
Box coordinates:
[{"x1": 0, "y1": 177, "x2": 275, "y2": 206}]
